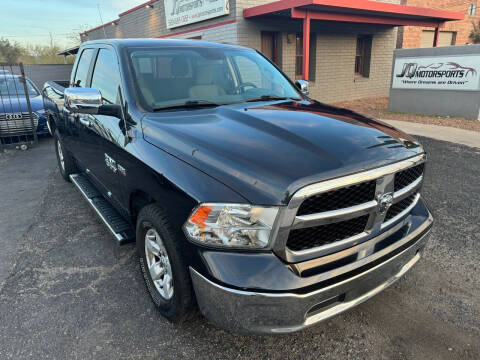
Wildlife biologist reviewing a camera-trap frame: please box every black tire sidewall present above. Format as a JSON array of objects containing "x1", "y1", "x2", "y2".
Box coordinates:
[
  {"x1": 136, "y1": 205, "x2": 193, "y2": 322},
  {"x1": 54, "y1": 130, "x2": 75, "y2": 181}
]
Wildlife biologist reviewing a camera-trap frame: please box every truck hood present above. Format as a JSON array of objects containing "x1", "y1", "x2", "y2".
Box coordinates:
[{"x1": 142, "y1": 100, "x2": 423, "y2": 204}]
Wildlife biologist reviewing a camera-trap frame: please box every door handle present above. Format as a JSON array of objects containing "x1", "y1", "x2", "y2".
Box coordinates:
[{"x1": 79, "y1": 118, "x2": 91, "y2": 127}]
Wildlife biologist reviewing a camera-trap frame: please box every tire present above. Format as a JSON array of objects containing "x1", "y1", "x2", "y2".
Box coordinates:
[
  {"x1": 137, "y1": 204, "x2": 194, "y2": 323},
  {"x1": 54, "y1": 130, "x2": 77, "y2": 182}
]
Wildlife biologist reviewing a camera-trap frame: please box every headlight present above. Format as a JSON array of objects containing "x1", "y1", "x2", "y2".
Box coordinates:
[
  {"x1": 183, "y1": 203, "x2": 279, "y2": 249},
  {"x1": 35, "y1": 109, "x2": 45, "y2": 115}
]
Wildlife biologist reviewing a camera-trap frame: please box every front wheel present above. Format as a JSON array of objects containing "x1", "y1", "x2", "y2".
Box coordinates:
[{"x1": 137, "y1": 204, "x2": 194, "y2": 322}]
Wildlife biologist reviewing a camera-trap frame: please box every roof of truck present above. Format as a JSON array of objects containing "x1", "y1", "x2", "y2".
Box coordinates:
[{"x1": 80, "y1": 38, "x2": 250, "y2": 51}]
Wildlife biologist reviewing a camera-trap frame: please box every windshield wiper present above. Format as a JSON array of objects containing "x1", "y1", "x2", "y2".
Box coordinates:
[
  {"x1": 152, "y1": 100, "x2": 222, "y2": 111},
  {"x1": 244, "y1": 95, "x2": 301, "y2": 103}
]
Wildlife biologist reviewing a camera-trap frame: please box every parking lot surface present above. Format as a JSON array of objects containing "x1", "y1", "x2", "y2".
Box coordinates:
[{"x1": 0, "y1": 136, "x2": 479, "y2": 360}]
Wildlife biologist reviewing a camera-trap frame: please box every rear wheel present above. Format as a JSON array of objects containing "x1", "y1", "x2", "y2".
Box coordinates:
[
  {"x1": 54, "y1": 130, "x2": 77, "y2": 182},
  {"x1": 137, "y1": 204, "x2": 194, "y2": 322}
]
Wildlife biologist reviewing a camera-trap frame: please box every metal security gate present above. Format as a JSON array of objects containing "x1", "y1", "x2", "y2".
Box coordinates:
[{"x1": 0, "y1": 63, "x2": 38, "y2": 148}]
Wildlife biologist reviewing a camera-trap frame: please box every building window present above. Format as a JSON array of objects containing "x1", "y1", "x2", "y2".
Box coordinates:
[
  {"x1": 355, "y1": 35, "x2": 372, "y2": 77},
  {"x1": 468, "y1": 3, "x2": 477, "y2": 16},
  {"x1": 295, "y1": 33, "x2": 303, "y2": 79},
  {"x1": 294, "y1": 33, "x2": 316, "y2": 81},
  {"x1": 421, "y1": 30, "x2": 456, "y2": 47}
]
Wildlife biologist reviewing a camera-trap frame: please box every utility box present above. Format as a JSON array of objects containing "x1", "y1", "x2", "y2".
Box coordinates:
[{"x1": 389, "y1": 45, "x2": 480, "y2": 120}]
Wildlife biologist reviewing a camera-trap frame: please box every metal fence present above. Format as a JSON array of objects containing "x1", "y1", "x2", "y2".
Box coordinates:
[{"x1": 0, "y1": 63, "x2": 38, "y2": 148}]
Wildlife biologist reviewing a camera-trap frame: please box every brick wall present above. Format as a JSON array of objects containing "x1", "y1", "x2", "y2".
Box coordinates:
[
  {"x1": 235, "y1": 0, "x2": 400, "y2": 102},
  {"x1": 310, "y1": 24, "x2": 398, "y2": 102},
  {"x1": 399, "y1": 0, "x2": 480, "y2": 48}
]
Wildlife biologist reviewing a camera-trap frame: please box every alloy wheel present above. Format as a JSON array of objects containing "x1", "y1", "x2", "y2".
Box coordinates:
[{"x1": 144, "y1": 228, "x2": 174, "y2": 300}]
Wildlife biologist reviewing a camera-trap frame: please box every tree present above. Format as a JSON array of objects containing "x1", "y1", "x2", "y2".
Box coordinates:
[
  {"x1": 0, "y1": 38, "x2": 25, "y2": 63},
  {"x1": 67, "y1": 24, "x2": 92, "y2": 46},
  {"x1": 470, "y1": 21, "x2": 480, "y2": 44}
]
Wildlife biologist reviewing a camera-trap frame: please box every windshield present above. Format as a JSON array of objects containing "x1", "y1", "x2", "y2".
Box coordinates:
[
  {"x1": 128, "y1": 47, "x2": 302, "y2": 110},
  {"x1": 0, "y1": 76, "x2": 39, "y2": 97}
]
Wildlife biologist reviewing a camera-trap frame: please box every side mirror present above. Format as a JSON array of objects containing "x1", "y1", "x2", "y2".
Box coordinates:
[
  {"x1": 295, "y1": 80, "x2": 309, "y2": 96},
  {"x1": 65, "y1": 88, "x2": 102, "y2": 114},
  {"x1": 65, "y1": 87, "x2": 123, "y2": 118}
]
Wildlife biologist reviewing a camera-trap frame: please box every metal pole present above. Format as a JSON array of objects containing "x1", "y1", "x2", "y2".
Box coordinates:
[
  {"x1": 97, "y1": 4, "x2": 108, "y2": 39},
  {"x1": 19, "y1": 63, "x2": 38, "y2": 144},
  {"x1": 433, "y1": 25, "x2": 440, "y2": 47}
]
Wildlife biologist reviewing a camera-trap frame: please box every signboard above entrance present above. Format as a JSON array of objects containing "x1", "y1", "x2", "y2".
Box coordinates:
[
  {"x1": 164, "y1": 0, "x2": 230, "y2": 29},
  {"x1": 392, "y1": 55, "x2": 480, "y2": 91}
]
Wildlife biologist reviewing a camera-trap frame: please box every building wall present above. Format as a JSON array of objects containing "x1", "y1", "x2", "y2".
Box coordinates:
[
  {"x1": 81, "y1": 0, "x2": 237, "y2": 41},
  {"x1": 235, "y1": 0, "x2": 400, "y2": 102},
  {"x1": 81, "y1": 0, "x2": 401, "y2": 102},
  {"x1": 312, "y1": 25, "x2": 398, "y2": 102},
  {"x1": 399, "y1": 0, "x2": 480, "y2": 48}
]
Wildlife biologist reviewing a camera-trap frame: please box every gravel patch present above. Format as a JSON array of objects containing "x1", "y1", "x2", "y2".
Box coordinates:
[{"x1": 333, "y1": 97, "x2": 480, "y2": 132}]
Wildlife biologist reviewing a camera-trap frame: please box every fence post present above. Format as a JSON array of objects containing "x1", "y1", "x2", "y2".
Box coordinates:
[{"x1": 18, "y1": 63, "x2": 38, "y2": 145}]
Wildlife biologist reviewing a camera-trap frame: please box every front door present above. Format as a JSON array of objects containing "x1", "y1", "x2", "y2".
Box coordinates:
[
  {"x1": 261, "y1": 31, "x2": 278, "y2": 64},
  {"x1": 64, "y1": 47, "x2": 96, "y2": 154},
  {"x1": 81, "y1": 47, "x2": 127, "y2": 213}
]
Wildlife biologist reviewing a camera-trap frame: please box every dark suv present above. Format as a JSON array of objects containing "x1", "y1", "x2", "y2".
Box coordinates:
[{"x1": 43, "y1": 39, "x2": 432, "y2": 334}]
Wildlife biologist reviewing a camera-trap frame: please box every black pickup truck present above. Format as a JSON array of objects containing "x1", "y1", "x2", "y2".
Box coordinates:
[{"x1": 43, "y1": 39, "x2": 432, "y2": 334}]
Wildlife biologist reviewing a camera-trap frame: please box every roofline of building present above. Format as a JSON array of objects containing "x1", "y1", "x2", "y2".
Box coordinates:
[
  {"x1": 57, "y1": 45, "x2": 80, "y2": 56},
  {"x1": 243, "y1": 0, "x2": 465, "y2": 21},
  {"x1": 81, "y1": 0, "x2": 156, "y2": 36},
  {"x1": 80, "y1": 0, "x2": 465, "y2": 37}
]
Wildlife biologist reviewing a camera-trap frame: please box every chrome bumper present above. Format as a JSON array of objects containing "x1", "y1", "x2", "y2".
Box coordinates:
[{"x1": 190, "y1": 226, "x2": 430, "y2": 334}]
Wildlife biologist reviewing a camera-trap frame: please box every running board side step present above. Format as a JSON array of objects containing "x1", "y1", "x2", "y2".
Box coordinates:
[{"x1": 70, "y1": 173, "x2": 135, "y2": 245}]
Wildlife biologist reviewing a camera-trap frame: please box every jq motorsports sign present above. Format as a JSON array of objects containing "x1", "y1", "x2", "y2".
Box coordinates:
[
  {"x1": 164, "y1": 0, "x2": 229, "y2": 29},
  {"x1": 392, "y1": 55, "x2": 480, "y2": 91}
]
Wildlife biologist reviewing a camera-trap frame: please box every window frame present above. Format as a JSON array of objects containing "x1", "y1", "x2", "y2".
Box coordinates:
[
  {"x1": 295, "y1": 33, "x2": 303, "y2": 80},
  {"x1": 468, "y1": 3, "x2": 477, "y2": 16},
  {"x1": 72, "y1": 48, "x2": 96, "y2": 87},
  {"x1": 355, "y1": 35, "x2": 373, "y2": 78}
]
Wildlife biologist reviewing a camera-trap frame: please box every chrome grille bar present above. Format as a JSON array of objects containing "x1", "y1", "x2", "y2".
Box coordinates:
[
  {"x1": 274, "y1": 154, "x2": 426, "y2": 263},
  {"x1": 0, "y1": 112, "x2": 38, "y2": 135}
]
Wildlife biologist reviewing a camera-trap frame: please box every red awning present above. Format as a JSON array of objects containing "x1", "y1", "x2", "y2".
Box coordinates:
[{"x1": 243, "y1": 0, "x2": 464, "y2": 28}]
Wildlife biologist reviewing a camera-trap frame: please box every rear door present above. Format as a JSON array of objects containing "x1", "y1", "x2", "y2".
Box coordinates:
[{"x1": 80, "y1": 46, "x2": 127, "y2": 212}]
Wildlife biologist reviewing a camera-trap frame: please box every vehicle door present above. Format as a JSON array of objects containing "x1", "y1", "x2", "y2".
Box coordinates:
[
  {"x1": 63, "y1": 47, "x2": 96, "y2": 156},
  {"x1": 79, "y1": 46, "x2": 128, "y2": 212}
]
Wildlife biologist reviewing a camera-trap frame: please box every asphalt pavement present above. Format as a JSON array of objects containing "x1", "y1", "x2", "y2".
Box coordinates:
[{"x1": 0, "y1": 136, "x2": 479, "y2": 360}]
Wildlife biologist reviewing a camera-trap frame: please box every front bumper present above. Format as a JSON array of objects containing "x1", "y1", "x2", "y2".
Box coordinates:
[{"x1": 191, "y1": 218, "x2": 431, "y2": 334}]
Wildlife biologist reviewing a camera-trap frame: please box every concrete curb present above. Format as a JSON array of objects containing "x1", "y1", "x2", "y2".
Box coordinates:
[{"x1": 381, "y1": 120, "x2": 480, "y2": 149}]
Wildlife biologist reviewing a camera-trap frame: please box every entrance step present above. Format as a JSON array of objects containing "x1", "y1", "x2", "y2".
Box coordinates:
[{"x1": 70, "y1": 173, "x2": 135, "y2": 245}]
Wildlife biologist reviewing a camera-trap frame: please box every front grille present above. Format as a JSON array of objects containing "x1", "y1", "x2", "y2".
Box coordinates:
[
  {"x1": 297, "y1": 180, "x2": 376, "y2": 216},
  {"x1": 394, "y1": 163, "x2": 424, "y2": 191},
  {"x1": 286, "y1": 215, "x2": 369, "y2": 251},
  {"x1": 385, "y1": 193, "x2": 417, "y2": 221},
  {"x1": 0, "y1": 112, "x2": 38, "y2": 136}
]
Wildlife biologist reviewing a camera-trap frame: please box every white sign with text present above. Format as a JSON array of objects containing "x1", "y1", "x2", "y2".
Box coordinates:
[
  {"x1": 164, "y1": 0, "x2": 229, "y2": 29},
  {"x1": 392, "y1": 55, "x2": 480, "y2": 91}
]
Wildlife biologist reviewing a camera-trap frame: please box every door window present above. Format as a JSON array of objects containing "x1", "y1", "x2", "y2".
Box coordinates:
[
  {"x1": 91, "y1": 48, "x2": 122, "y2": 104},
  {"x1": 73, "y1": 48, "x2": 95, "y2": 87}
]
